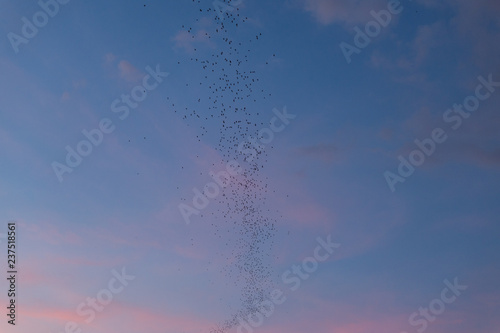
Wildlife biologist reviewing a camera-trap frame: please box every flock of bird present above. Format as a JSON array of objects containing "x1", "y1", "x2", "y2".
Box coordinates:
[{"x1": 167, "y1": 1, "x2": 279, "y2": 331}]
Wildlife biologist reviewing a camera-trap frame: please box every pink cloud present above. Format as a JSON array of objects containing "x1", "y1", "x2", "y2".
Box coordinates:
[
  {"x1": 281, "y1": 201, "x2": 330, "y2": 227},
  {"x1": 252, "y1": 292, "x2": 409, "y2": 333},
  {"x1": 20, "y1": 220, "x2": 83, "y2": 246},
  {"x1": 90, "y1": 224, "x2": 162, "y2": 250},
  {"x1": 301, "y1": 0, "x2": 388, "y2": 26},
  {"x1": 411, "y1": 21, "x2": 447, "y2": 65},
  {"x1": 18, "y1": 264, "x2": 51, "y2": 286},
  {"x1": 172, "y1": 29, "x2": 213, "y2": 53},
  {"x1": 174, "y1": 244, "x2": 207, "y2": 260},
  {"x1": 393, "y1": 97, "x2": 500, "y2": 170},
  {"x1": 19, "y1": 307, "x2": 83, "y2": 324},
  {"x1": 295, "y1": 143, "x2": 339, "y2": 164},
  {"x1": 85, "y1": 303, "x2": 214, "y2": 333},
  {"x1": 50, "y1": 254, "x2": 127, "y2": 267},
  {"x1": 12, "y1": 300, "x2": 215, "y2": 333},
  {"x1": 117, "y1": 60, "x2": 144, "y2": 83},
  {"x1": 105, "y1": 52, "x2": 116, "y2": 64}
]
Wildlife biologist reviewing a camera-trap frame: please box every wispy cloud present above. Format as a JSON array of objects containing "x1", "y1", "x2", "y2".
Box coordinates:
[
  {"x1": 117, "y1": 60, "x2": 144, "y2": 83},
  {"x1": 296, "y1": 143, "x2": 338, "y2": 163},
  {"x1": 300, "y1": 0, "x2": 388, "y2": 26}
]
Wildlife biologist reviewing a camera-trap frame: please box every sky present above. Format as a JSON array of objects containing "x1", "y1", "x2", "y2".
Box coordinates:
[{"x1": 0, "y1": 0, "x2": 499, "y2": 332}]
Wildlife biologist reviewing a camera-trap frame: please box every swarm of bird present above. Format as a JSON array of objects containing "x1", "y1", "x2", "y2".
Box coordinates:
[{"x1": 165, "y1": 1, "x2": 279, "y2": 331}]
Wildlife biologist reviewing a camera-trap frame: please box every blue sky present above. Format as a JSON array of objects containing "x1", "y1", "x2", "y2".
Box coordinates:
[{"x1": 0, "y1": 0, "x2": 499, "y2": 332}]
